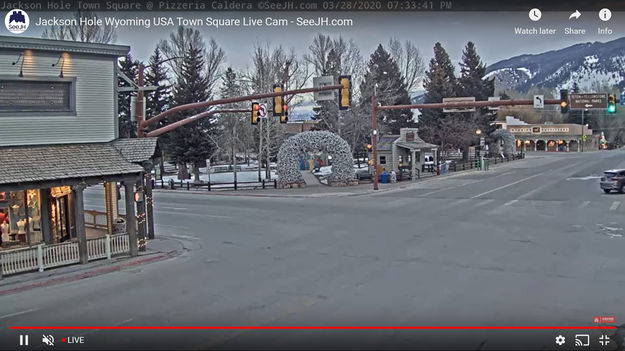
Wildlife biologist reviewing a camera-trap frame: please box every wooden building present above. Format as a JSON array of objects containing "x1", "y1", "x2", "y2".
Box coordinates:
[{"x1": 0, "y1": 36, "x2": 158, "y2": 277}]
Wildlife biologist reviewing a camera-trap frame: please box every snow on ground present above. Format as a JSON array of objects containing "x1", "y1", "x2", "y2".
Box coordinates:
[{"x1": 162, "y1": 170, "x2": 277, "y2": 184}]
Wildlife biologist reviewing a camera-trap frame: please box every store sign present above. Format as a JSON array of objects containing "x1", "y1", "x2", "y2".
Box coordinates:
[{"x1": 508, "y1": 126, "x2": 570, "y2": 135}]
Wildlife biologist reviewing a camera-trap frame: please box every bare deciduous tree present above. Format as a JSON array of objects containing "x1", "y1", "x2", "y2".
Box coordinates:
[{"x1": 388, "y1": 37, "x2": 425, "y2": 93}]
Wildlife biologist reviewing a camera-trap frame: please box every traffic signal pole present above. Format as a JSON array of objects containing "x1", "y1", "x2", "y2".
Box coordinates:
[
  {"x1": 145, "y1": 109, "x2": 250, "y2": 137},
  {"x1": 142, "y1": 85, "x2": 343, "y2": 131},
  {"x1": 371, "y1": 94, "x2": 379, "y2": 191}
]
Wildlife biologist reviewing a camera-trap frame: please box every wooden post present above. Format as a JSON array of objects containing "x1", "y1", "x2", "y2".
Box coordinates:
[
  {"x1": 145, "y1": 173, "x2": 155, "y2": 240},
  {"x1": 72, "y1": 183, "x2": 88, "y2": 264},
  {"x1": 124, "y1": 181, "x2": 138, "y2": 257},
  {"x1": 136, "y1": 179, "x2": 146, "y2": 252},
  {"x1": 40, "y1": 188, "x2": 51, "y2": 244}
]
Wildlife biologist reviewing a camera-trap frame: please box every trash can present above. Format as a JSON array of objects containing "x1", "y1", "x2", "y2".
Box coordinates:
[
  {"x1": 113, "y1": 217, "x2": 126, "y2": 234},
  {"x1": 381, "y1": 171, "x2": 388, "y2": 184}
]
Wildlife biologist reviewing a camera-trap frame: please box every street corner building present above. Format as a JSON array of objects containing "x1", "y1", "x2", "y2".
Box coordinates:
[{"x1": 0, "y1": 36, "x2": 160, "y2": 278}]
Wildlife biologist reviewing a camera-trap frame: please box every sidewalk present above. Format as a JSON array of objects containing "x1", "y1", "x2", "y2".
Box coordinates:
[{"x1": 0, "y1": 235, "x2": 181, "y2": 295}]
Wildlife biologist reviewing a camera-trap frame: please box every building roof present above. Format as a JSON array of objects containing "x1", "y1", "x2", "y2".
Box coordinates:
[
  {"x1": 377, "y1": 134, "x2": 399, "y2": 152},
  {"x1": 0, "y1": 141, "x2": 147, "y2": 186},
  {"x1": 111, "y1": 138, "x2": 159, "y2": 163},
  {"x1": 395, "y1": 141, "x2": 438, "y2": 150},
  {"x1": 0, "y1": 35, "x2": 129, "y2": 57}
]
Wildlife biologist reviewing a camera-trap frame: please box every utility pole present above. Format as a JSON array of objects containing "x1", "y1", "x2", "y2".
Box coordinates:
[
  {"x1": 371, "y1": 85, "x2": 379, "y2": 191},
  {"x1": 258, "y1": 117, "x2": 263, "y2": 182},
  {"x1": 581, "y1": 109, "x2": 585, "y2": 152}
]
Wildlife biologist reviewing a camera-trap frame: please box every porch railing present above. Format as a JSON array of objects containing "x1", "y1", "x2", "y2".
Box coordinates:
[
  {"x1": 84, "y1": 210, "x2": 126, "y2": 230},
  {"x1": 42, "y1": 242, "x2": 80, "y2": 270},
  {"x1": 1, "y1": 233, "x2": 131, "y2": 277}
]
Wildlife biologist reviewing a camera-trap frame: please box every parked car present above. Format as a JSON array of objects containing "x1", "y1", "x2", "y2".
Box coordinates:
[
  {"x1": 600, "y1": 169, "x2": 625, "y2": 193},
  {"x1": 355, "y1": 168, "x2": 372, "y2": 181}
]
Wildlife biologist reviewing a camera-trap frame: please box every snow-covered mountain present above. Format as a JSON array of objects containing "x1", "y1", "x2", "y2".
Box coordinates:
[{"x1": 485, "y1": 37, "x2": 625, "y2": 94}]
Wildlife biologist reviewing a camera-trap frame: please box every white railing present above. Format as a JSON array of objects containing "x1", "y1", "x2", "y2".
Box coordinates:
[
  {"x1": 0, "y1": 246, "x2": 39, "y2": 275},
  {"x1": 42, "y1": 242, "x2": 80, "y2": 270},
  {"x1": 111, "y1": 233, "x2": 130, "y2": 255},
  {"x1": 1, "y1": 233, "x2": 131, "y2": 277},
  {"x1": 87, "y1": 236, "x2": 109, "y2": 261}
]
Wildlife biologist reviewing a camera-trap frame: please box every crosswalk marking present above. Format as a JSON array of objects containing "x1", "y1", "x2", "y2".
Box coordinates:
[
  {"x1": 579, "y1": 201, "x2": 591, "y2": 208},
  {"x1": 504, "y1": 200, "x2": 519, "y2": 206},
  {"x1": 609, "y1": 201, "x2": 621, "y2": 211}
]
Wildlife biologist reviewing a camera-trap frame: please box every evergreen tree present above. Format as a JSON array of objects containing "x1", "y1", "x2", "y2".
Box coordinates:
[
  {"x1": 166, "y1": 44, "x2": 215, "y2": 181},
  {"x1": 457, "y1": 42, "x2": 496, "y2": 142},
  {"x1": 117, "y1": 54, "x2": 138, "y2": 138},
  {"x1": 145, "y1": 47, "x2": 172, "y2": 177},
  {"x1": 359, "y1": 44, "x2": 414, "y2": 135},
  {"x1": 419, "y1": 42, "x2": 457, "y2": 146},
  {"x1": 145, "y1": 47, "x2": 171, "y2": 124}
]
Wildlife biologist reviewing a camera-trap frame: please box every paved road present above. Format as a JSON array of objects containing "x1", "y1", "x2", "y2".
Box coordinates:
[{"x1": 2, "y1": 151, "x2": 624, "y2": 350}]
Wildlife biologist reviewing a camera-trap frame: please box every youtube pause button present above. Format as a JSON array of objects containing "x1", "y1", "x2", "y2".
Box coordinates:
[{"x1": 19, "y1": 335, "x2": 29, "y2": 346}]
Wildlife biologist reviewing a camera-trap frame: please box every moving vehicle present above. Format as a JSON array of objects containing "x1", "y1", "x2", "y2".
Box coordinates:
[{"x1": 600, "y1": 169, "x2": 625, "y2": 193}]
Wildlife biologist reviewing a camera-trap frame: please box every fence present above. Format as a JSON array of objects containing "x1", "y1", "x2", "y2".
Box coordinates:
[
  {"x1": 155, "y1": 179, "x2": 278, "y2": 191},
  {"x1": 1, "y1": 233, "x2": 131, "y2": 277}
]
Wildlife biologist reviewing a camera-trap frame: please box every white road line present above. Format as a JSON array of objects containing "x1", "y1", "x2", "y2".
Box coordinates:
[
  {"x1": 610, "y1": 201, "x2": 621, "y2": 211},
  {"x1": 420, "y1": 188, "x2": 450, "y2": 197},
  {"x1": 470, "y1": 173, "x2": 545, "y2": 199},
  {"x1": 473, "y1": 199, "x2": 495, "y2": 207},
  {"x1": 504, "y1": 200, "x2": 519, "y2": 206},
  {"x1": 0, "y1": 308, "x2": 39, "y2": 320},
  {"x1": 579, "y1": 201, "x2": 591, "y2": 208},
  {"x1": 157, "y1": 206, "x2": 188, "y2": 211}
]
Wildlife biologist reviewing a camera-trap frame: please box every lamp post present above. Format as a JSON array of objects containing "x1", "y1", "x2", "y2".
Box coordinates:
[{"x1": 371, "y1": 84, "x2": 379, "y2": 191}]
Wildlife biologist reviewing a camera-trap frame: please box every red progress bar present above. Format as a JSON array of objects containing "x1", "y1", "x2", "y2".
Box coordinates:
[{"x1": 10, "y1": 326, "x2": 617, "y2": 330}]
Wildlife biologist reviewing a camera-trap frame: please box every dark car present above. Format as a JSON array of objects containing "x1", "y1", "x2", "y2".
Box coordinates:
[{"x1": 600, "y1": 169, "x2": 625, "y2": 193}]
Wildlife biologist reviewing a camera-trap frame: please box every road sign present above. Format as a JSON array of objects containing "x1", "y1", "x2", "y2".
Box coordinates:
[
  {"x1": 313, "y1": 76, "x2": 335, "y2": 102},
  {"x1": 570, "y1": 93, "x2": 608, "y2": 109},
  {"x1": 533, "y1": 95, "x2": 544, "y2": 109},
  {"x1": 258, "y1": 103, "x2": 268, "y2": 119},
  {"x1": 443, "y1": 97, "x2": 476, "y2": 112},
  {"x1": 488, "y1": 96, "x2": 500, "y2": 111}
]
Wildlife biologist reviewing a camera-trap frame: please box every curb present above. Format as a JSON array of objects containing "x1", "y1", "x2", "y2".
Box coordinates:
[{"x1": 0, "y1": 252, "x2": 172, "y2": 296}]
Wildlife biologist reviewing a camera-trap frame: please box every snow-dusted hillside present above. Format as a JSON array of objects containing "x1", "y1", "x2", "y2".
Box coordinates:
[{"x1": 486, "y1": 37, "x2": 625, "y2": 94}]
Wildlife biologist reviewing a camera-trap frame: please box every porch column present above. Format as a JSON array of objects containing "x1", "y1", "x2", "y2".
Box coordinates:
[
  {"x1": 136, "y1": 178, "x2": 146, "y2": 252},
  {"x1": 534, "y1": 140, "x2": 537, "y2": 152},
  {"x1": 124, "y1": 180, "x2": 138, "y2": 257},
  {"x1": 411, "y1": 149, "x2": 417, "y2": 181},
  {"x1": 72, "y1": 183, "x2": 88, "y2": 264},
  {"x1": 145, "y1": 173, "x2": 155, "y2": 240},
  {"x1": 40, "y1": 188, "x2": 52, "y2": 244},
  {"x1": 577, "y1": 139, "x2": 581, "y2": 152}
]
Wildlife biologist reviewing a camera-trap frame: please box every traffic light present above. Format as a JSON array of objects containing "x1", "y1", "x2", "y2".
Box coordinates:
[
  {"x1": 366, "y1": 143, "x2": 373, "y2": 152},
  {"x1": 280, "y1": 104, "x2": 288, "y2": 123},
  {"x1": 560, "y1": 89, "x2": 569, "y2": 113},
  {"x1": 251, "y1": 102, "x2": 260, "y2": 125},
  {"x1": 273, "y1": 84, "x2": 284, "y2": 116},
  {"x1": 608, "y1": 94, "x2": 617, "y2": 114},
  {"x1": 338, "y1": 75, "x2": 352, "y2": 110}
]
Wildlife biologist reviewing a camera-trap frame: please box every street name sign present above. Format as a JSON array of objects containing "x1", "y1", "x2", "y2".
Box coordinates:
[
  {"x1": 443, "y1": 97, "x2": 476, "y2": 112},
  {"x1": 313, "y1": 76, "x2": 335, "y2": 102},
  {"x1": 570, "y1": 93, "x2": 608, "y2": 109},
  {"x1": 533, "y1": 95, "x2": 544, "y2": 109}
]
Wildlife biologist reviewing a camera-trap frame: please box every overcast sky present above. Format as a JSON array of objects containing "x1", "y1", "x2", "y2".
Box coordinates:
[{"x1": 4, "y1": 10, "x2": 624, "y2": 71}]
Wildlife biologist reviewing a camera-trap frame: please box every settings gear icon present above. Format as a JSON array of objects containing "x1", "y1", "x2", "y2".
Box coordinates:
[{"x1": 555, "y1": 335, "x2": 566, "y2": 346}]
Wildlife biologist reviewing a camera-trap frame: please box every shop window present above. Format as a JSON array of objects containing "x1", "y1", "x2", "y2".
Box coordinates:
[
  {"x1": 0, "y1": 80, "x2": 74, "y2": 113},
  {"x1": 0, "y1": 190, "x2": 43, "y2": 248},
  {"x1": 379, "y1": 156, "x2": 387, "y2": 164}
]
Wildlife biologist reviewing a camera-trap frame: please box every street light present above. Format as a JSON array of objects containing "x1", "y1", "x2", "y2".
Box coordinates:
[{"x1": 476, "y1": 129, "x2": 482, "y2": 135}]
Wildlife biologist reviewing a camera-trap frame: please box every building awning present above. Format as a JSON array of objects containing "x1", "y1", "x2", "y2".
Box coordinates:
[
  {"x1": 395, "y1": 141, "x2": 438, "y2": 151},
  {"x1": 111, "y1": 138, "x2": 160, "y2": 163},
  {"x1": 0, "y1": 140, "x2": 149, "y2": 187}
]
